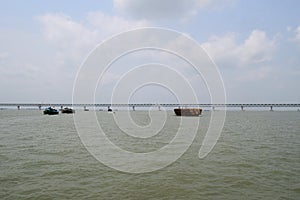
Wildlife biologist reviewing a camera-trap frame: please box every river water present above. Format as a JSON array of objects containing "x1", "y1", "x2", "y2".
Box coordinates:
[{"x1": 0, "y1": 110, "x2": 299, "y2": 199}]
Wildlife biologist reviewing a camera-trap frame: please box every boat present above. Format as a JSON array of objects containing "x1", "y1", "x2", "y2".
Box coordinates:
[
  {"x1": 83, "y1": 106, "x2": 89, "y2": 111},
  {"x1": 61, "y1": 107, "x2": 75, "y2": 114},
  {"x1": 174, "y1": 108, "x2": 202, "y2": 116},
  {"x1": 43, "y1": 107, "x2": 59, "y2": 115}
]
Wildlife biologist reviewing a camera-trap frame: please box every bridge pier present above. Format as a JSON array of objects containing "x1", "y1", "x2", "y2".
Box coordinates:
[
  {"x1": 241, "y1": 106, "x2": 244, "y2": 111},
  {"x1": 132, "y1": 106, "x2": 135, "y2": 111},
  {"x1": 270, "y1": 106, "x2": 273, "y2": 111},
  {"x1": 17, "y1": 105, "x2": 20, "y2": 110}
]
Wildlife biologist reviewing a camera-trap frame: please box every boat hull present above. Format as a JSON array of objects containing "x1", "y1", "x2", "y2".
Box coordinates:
[
  {"x1": 43, "y1": 107, "x2": 59, "y2": 115},
  {"x1": 61, "y1": 108, "x2": 75, "y2": 114},
  {"x1": 174, "y1": 108, "x2": 202, "y2": 116},
  {"x1": 43, "y1": 110, "x2": 59, "y2": 115}
]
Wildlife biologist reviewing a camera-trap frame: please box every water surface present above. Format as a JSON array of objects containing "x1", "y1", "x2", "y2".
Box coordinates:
[{"x1": 0, "y1": 110, "x2": 299, "y2": 199}]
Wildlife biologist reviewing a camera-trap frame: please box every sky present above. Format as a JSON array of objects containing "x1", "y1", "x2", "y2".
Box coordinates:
[{"x1": 0, "y1": 0, "x2": 300, "y2": 104}]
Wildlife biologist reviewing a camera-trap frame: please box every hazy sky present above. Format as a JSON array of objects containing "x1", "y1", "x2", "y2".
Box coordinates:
[{"x1": 0, "y1": 0, "x2": 300, "y2": 103}]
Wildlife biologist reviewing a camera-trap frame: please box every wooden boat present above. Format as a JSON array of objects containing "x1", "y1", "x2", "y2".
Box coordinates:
[
  {"x1": 43, "y1": 107, "x2": 59, "y2": 115},
  {"x1": 174, "y1": 108, "x2": 202, "y2": 116},
  {"x1": 61, "y1": 107, "x2": 75, "y2": 114}
]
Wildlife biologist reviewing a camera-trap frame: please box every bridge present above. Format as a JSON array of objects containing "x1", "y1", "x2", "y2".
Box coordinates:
[{"x1": 1, "y1": 103, "x2": 300, "y2": 111}]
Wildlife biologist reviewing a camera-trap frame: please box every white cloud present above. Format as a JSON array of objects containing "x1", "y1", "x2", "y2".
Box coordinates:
[
  {"x1": 235, "y1": 66, "x2": 272, "y2": 82},
  {"x1": 114, "y1": 0, "x2": 233, "y2": 21},
  {"x1": 37, "y1": 12, "x2": 149, "y2": 64},
  {"x1": 37, "y1": 12, "x2": 149, "y2": 86},
  {"x1": 202, "y1": 30, "x2": 277, "y2": 67},
  {"x1": 37, "y1": 13, "x2": 97, "y2": 69},
  {"x1": 242, "y1": 30, "x2": 277, "y2": 63},
  {"x1": 201, "y1": 33, "x2": 238, "y2": 65},
  {"x1": 85, "y1": 12, "x2": 148, "y2": 36},
  {"x1": 38, "y1": 13, "x2": 97, "y2": 48},
  {"x1": 0, "y1": 12, "x2": 150, "y2": 102},
  {"x1": 38, "y1": 12, "x2": 148, "y2": 45},
  {"x1": 295, "y1": 26, "x2": 300, "y2": 45}
]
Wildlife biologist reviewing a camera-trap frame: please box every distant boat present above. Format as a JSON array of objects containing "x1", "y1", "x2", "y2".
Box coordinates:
[
  {"x1": 61, "y1": 107, "x2": 75, "y2": 114},
  {"x1": 83, "y1": 106, "x2": 89, "y2": 111},
  {"x1": 43, "y1": 107, "x2": 59, "y2": 115},
  {"x1": 174, "y1": 108, "x2": 202, "y2": 116},
  {"x1": 108, "y1": 108, "x2": 113, "y2": 112}
]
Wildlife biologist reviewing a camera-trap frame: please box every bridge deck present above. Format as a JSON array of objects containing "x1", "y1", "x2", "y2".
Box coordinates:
[{"x1": 1, "y1": 103, "x2": 300, "y2": 108}]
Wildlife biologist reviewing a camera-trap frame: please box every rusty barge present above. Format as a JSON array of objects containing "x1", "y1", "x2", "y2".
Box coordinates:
[{"x1": 174, "y1": 108, "x2": 202, "y2": 116}]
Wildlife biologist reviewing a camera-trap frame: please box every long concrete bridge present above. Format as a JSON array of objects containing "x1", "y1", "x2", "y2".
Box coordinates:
[{"x1": 1, "y1": 103, "x2": 300, "y2": 111}]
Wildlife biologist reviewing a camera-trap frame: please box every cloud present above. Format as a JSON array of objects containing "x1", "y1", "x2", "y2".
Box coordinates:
[
  {"x1": 37, "y1": 12, "x2": 149, "y2": 86},
  {"x1": 85, "y1": 12, "x2": 148, "y2": 36},
  {"x1": 235, "y1": 66, "x2": 272, "y2": 82},
  {"x1": 37, "y1": 12, "x2": 149, "y2": 64},
  {"x1": 202, "y1": 30, "x2": 277, "y2": 67},
  {"x1": 114, "y1": 0, "x2": 233, "y2": 21},
  {"x1": 38, "y1": 12, "x2": 149, "y2": 44},
  {"x1": 295, "y1": 26, "x2": 300, "y2": 45},
  {"x1": 0, "y1": 12, "x2": 149, "y2": 102},
  {"x1": 38, "y1": 13, "x2": 96, "y2": 47}
]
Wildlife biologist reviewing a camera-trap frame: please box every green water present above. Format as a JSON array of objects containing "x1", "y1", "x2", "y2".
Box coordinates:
[{"x1": 0, "y1": 110, "x2": 299, "y2": 199}]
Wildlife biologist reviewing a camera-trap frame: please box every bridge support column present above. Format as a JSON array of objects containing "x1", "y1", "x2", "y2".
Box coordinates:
[
  {"x1": 132, "y1": 106, "x2": 135, "y2": 111},
  {"x1": 17, "y1": 105, "x2": 20, "y2": 110},
  {"x1": 241, "y1": 106, "x2": 244, "y2": 111},
  {"x1": 270, "y1": 106, "x2": 273, "y2": 111}
]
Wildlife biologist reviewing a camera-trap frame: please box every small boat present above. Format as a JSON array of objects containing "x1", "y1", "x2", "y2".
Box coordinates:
[
  {"x1": 61, "y1": 107, "x2": 75, "y2": 114},
  {"x1": 108, "y1": 108, "x2": 113, "y2": 112},
  {"x1": 43, "y1": 107, "x2": 59, "y2": 115},
  {"x1": 83, "y1": 106, "x2": 89, "y2": 111},
  {"x1": 174, "y1": 108, "x2": 202, "y2": 116}
]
